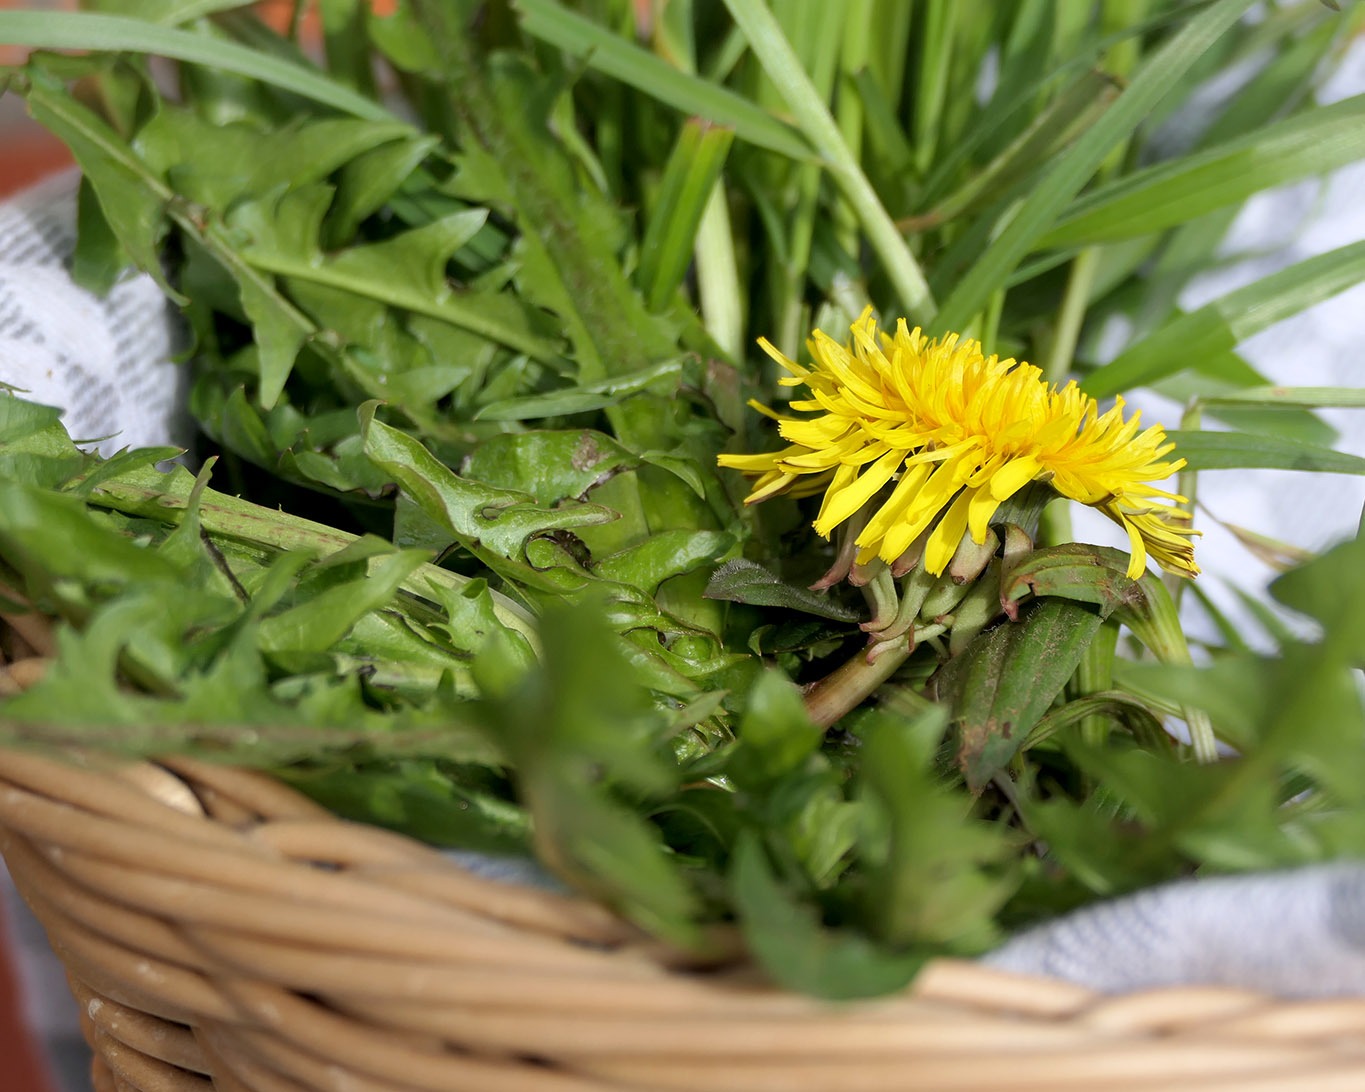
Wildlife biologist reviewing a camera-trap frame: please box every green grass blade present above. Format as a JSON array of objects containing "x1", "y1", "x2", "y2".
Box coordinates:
[
  {"x1": 922, "y1": 68, "x2": 1119, "y2": 228},
  {"x1": 721, "y1": 0, "x2": 936, "y2": 322},
  {"x1": 1084, "y1": 239, "x2": 1365, "y2": 397},
  {"x1": 911, "y1": 0, "x2": 956, "y2": 176},
  {"x1": 0, "y1": 10, "x2": 396, "y2": 122},
  {"x1": 1195, "y1": 387, "x2": 1365, "y2": 410},
  {"x1": 1167, "y1": 431, "x2": 1365, "y2": 474},
  {"x1": 512, "y1": 0, "x2": 810, "y2": 160},
  {"x1": 930, "y1": 0, "x2": 1259, "y2": 336},
  {"x1": 1040, "y1": 93, "x2": 1365, "y2": 248},
  {"x1": 94, "y1": 0, "x2": 259, "y2": 23},
  {"x1": 638, "y1": 120, "x2": 735, "y2": 312}
]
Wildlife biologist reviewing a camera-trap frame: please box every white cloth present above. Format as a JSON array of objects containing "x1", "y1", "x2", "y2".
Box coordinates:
[
  {"x1": 0, "y1": 169, "x2": 187, "y2": 455},
  {"x1": 987, "y1": 863, "x2": 1365, "y2": 995}
]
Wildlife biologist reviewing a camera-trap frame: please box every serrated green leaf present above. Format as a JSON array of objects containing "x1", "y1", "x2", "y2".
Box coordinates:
[
  {"x1": 21, "y1": 71, "x2": 182, "y2": 303},
  {"x1": 473, "y1": 358, "x2": 684, "y2": 421},
  {"x1": 858, "y1": 705, "x2": 1010, "y2": 951},
  {"x1": 731, "y1": 831, "x2": 924, "y2": 999},
  {"x1": 461, "y1": 430, "x2": 637, "y2": 506},
  {"x1": 723, "y1": 669, "x2": 821, "y2": 791},
  {"x1": 231, "y1": 190, "x2": 561, "y2": 363},
  {"x1": 483, "y1": 603, "x2": 703, "y2": 945},
  {"x1": 328, "y1": 134, "x2": 442, "y2": 244},
  {"x1": 594, "y1": 530, "x2": 734, "y2": 594},
  {"x1": 360, "y1": 405, "x2": 617, "y2": 565},
  {"x1": 0, "y1": 480, "x2": 181, "y2": 589},
  {"x1": 258, "y1": 548, "x2": 431, "y2": 654},
  {"x1": 134, "y1": 106, "x2": 412, "y2": 212}
]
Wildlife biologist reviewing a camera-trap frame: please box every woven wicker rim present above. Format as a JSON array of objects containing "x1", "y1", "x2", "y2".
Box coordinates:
[
  {"x1": 5, "y1": 604, "x2": 1365, "y2": 1090},
  {"x1": 2, "y1": 749, "x2": 1365, "y2": 1092}
]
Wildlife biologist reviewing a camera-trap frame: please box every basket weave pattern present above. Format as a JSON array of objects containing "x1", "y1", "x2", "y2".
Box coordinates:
[{"x1": 3, "y1": 752, "x2": 1365, "y2": 1091}]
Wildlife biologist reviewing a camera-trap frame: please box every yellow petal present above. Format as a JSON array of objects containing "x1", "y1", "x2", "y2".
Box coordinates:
[
  {"x1": 988, "y1": 455, "x2": 1042, "y2": 501},
  {"x1": 813, "y1": 447, "x2": 904, "y2": 536},
  {"x1": 923, "y1": 489, "x2": 975, "y2": 576},
  {"x1": 967, "y1": 485, "x2": 1003, "y2": 543}
]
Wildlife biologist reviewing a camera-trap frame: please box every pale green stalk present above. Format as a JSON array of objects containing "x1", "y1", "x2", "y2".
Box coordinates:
[
  {"x1": 833, "y1": 0, "x2": 874, "y2": 255},
  {"x1": 803, "y1": 643, "x2": 913, "y2": 728},
  {"x1": 912, "y1": 0, "x2": 956, "y2": 177},
  {"x1": 695, "y1": 183, "x2": 744, "y2": 363},
  {"x1": 1042, "y1": 245, "x2": 1102, "y2": 385},
  {"x1": 721, "y1": 0, "x2": 937, "y2": 323}
]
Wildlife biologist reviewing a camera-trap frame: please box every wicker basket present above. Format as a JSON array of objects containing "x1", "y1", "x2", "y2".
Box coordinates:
[
  {"x1": 5, "y1": 618, "x2": 1365, "y2": 1091},
  {"x1": 4, "y1": 752, "x2": 1365, "y2": 1092}
]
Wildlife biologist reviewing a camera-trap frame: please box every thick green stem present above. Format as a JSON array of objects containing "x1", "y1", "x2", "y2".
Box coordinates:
[{"x1": 803, "y1": 642, "x2": 912, "y2": 728}]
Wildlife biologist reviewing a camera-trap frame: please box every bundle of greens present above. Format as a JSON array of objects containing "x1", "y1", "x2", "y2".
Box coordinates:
[{"x1": 1, "y1": 0, "x2": 1364, "y2": 996}]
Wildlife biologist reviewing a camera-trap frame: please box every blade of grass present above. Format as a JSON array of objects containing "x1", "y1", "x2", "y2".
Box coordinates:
[
  {"x1": 721, "y1": 0, "x2": 936, "y2": 323},
  {"x1": 638, "y1": 120, "x2": 735, "y2": 312},
  {"x1": 758, "y1": 2, "x2": 844, "y2": 356},
  {"x1": 121, "y1": 0, "x2": 258, "y2": 23},
  {"x1": 1083, "y1": 239, "x2": 1365, "y2": 397},
  {"x1": 0, "y1": 10, "x2": 396, "y2": 122},
  {"x1": 918, "y1": 1, "x2": 1219, "y2": 208},
  {"x1": 914, "y1": 68, "x2": 1120, "y2": 230},
  {"x1": 931, "y1": 0, "x2": 1259, "y2": 336},
  {"x1": 512, "y1": 0, "x2": 810, "y2": 160},
  {"x1": 911, "y1": 0, "x2": 956, "y2": 177},
  {"x1": 1040, "y1": 93, "x2": 1365, "y2": 248},
  {"x1": 833, "y1": 0, "x2": 874, "y2": 253},
  {"x1": 1195, "y1": 387, "x2": 1365, "y2": 410},
  {"x1": 1166, "y1": 430, "x2": 1365, "y2": 475}
]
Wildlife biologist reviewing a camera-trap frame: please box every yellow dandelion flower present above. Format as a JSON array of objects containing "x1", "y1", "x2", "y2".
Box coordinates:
[{"x1": 719, "y1": 308, "x2": 1199, "y2": 581}]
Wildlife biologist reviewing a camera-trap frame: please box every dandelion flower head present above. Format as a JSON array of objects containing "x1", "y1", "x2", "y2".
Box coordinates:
[{"x1": 719, "y1": 309, "x2": 1198, "y2": 581}]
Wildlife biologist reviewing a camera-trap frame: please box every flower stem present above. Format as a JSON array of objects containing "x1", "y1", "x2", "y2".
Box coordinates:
[{"x1": 803, "y1": 641, "x2": 912, "y2": 728}]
